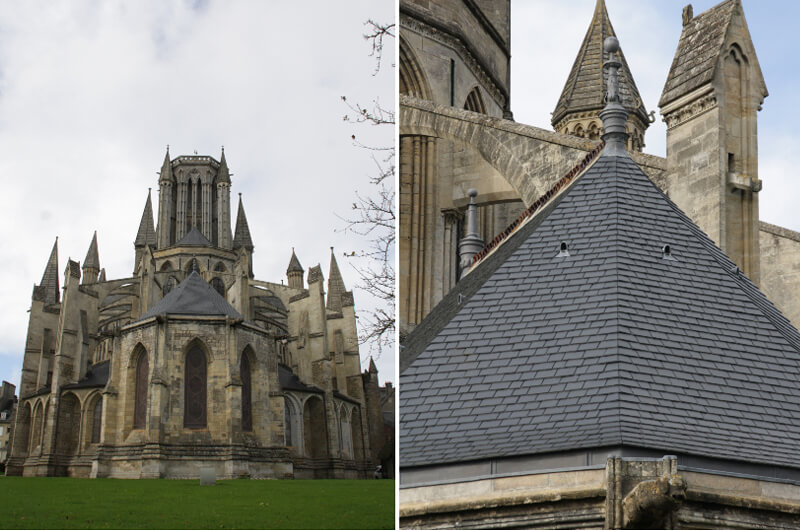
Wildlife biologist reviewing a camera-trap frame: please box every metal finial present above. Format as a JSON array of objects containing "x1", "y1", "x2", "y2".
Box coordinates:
[
  {"x1": 599, "y1": 35, "x2": 629, "y2": 157},
  {"x1": 459, "y1": 189, "x2": 484, "y2": 279}
]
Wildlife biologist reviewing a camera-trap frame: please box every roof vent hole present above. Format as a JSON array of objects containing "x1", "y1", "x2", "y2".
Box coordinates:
[
  {"x1": 558, "y1": 241, "x2": 570, "y2": 257},
  {"x1": 662, "y1": 244, "x2": 675, "y2": 260}
]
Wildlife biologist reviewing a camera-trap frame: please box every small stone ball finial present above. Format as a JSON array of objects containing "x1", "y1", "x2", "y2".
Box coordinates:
[
  {"x1": 603, "y1": 36, "x2": 619, "y2": 55},
  {"x1": 468, "y1": 188, "x2": 478, "y2": 198}
]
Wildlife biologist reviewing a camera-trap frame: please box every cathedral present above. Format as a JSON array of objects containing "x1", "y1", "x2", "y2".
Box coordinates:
[
  {"x1": 400, "y1": 0, "x2": 800, "y2": 527},
  {"x1": 7, "y1": 149, "x2": 387, "y2": 479}
]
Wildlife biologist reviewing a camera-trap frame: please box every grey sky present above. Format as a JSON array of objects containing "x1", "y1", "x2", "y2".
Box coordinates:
[
  {"x1": 0, "y1": 1, "x2": 395, "y2": 389},
  {"x1": 512, "y1": 0, "x2": 799, "y2": 234}
]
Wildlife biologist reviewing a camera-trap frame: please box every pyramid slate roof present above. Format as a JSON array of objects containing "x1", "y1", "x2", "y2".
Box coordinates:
[
  {"x1": 83, "y1": 232, "x2": 100, "y2": 270},
  {"x1": 552, "y1": 0, "x2": 649, "y2": 127},
  {"x1": 175, "y1": 227, "x2": 213, "y2": 247},
  {"x1": 135, "y1": 191, "x2": 157, "y2": 247},
  {"x1": 400, "y1": 150, "x2": 800, "y2": 471},
  {"x1": 140, "y1": 271, "x2": 242, "y2": 320},
  {"x1": 287, "y1": 249, "x2": 304, "y2": 273},
  {"x1": 33, "y1": 238, "x2": 59, "y2": 305},
  {"x1": 233, "y1": 196, "x2": 254, "y2": 250}
]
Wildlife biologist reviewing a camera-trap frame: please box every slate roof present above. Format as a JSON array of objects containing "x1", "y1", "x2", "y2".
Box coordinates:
[
  {"x1": 140, "y1": 271, "x2": 242, "y2": 320},
  {"x1": 552, "y1": 0, "x2": 648, "y2": 127},
  {"x1": 279, "y1": 365, "x2": 323, "y2": 393},
  {"x1": 84, "y1": 232, "x2": 100, "y2": 270},
  {"x1": 175, "y1": 227, "x2": 213, "y2": 247},
  {"x1": 233, "y1": 196, "x2": 254, "y2": 250},
  {"x1": 659, "y1": 0, "x2": 766, "y2": 107},
  {"x1": 400, "y1": 150, "x2": 800, "y2": 470},
  {"x1": 63, "y1": 360, "x2": 110, "y2": 389},
  {"x1": 33, "y1": 239, "x2": 59, "y2": 305},
  {"x1": 135, "y1": 191, "x2": 157, "y2": 247},
  {"x1": 287, "y1": 249, "x2": 304, "y2": 273}
]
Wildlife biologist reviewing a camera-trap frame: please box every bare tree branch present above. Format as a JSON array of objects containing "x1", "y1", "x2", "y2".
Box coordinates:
[{"x1": 340, "y1": 20, "x2": 395, "y2": 361}]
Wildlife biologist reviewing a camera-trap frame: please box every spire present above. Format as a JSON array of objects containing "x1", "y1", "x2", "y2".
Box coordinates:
[
  {"x1": 368, "y1": 357, "x2": 378, "y2": 374},
  {"x1": 458, "y1": 189, "x2": 484, "y2": 279},
  {"x1": 232, "y1": 194, "x2": 254, "y2": 251},
  {"x1": 599, "y1": 36, "x2": 629, "y2": 157},
  {"x1": 217, "y1": 146, "x2": 231, "y2": 184},
  {"x1": 552, "y1": 0, "x2": 650, "y2": 148},
  {"x1": 287, "y1": 248, "x2": 304, "y2": 273},
  {"x1": 135, "y1": 190, "x2": 157, "y2": 247},
  {"x1": 34, "y1": 238, "x2": 59, "y2": 305},
  {"x1": 326, "y1": 247, "x2": 347, "y2": 312},
  {"x1": 159, "y1": 146, "x2": 172, "y2": 182},
  {"x1": 98, "y1": 268, "x2": 106, "y2": 283},
  {"x1": 83, "y1": 231, "x2": 100, "y2": 281}
]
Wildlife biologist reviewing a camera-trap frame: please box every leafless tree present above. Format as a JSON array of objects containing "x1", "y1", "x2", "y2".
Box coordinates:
[{"x1": 340, "y1": 20, "x2": 395, "y2": 360}]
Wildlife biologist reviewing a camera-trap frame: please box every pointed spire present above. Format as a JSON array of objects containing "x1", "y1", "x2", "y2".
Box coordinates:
[
  {"x1": 98, "y1": 268, "x2": 106, "y2": 283},
  {"x1": 34, "y1": 238, "x2": 59, "y2": 305},
  {"x1": 159, "y1": 146, "x2": 172, "y2": 182},
  {"x1": 368, "y1": 357, "x2": 378, "y2": 374},
  {"x1": 135, "y1": 189, "x2": 157, "y2": 247},
  {"x1": 287, "y1": 248, "x2": 304, "y2": 274},
  {"x1": 326, "y1": 247, "x2": 347, "y2": 312},
  {"x1": 232, "y1": 194, "x2": 254, "y2": 251},
  {"x1": 83, "y1": 231, "x2": 100, "y2": 270},
  {"x1": 217, "y1": 146, "x2": 231, "y2": 184},
  {"x1": 552, "y1": 0, "x2": 650, "y2": 147}
]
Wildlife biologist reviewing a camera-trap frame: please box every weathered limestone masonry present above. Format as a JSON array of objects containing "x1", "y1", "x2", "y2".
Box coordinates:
[
  {"x1": 659, "y1": 0, "x2": 767, "y2": 284},
  {"x1": 399, "y1": 0, "x2": 800, "y2": 339},
  {"x1": 400, "y1": 457, "x2": 800, "y2": 529},
  {"x1": 7, "y1": 150, "x2": 389, "y2": 479}
]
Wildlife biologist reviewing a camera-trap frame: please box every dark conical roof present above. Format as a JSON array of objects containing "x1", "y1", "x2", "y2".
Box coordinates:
[
  {"x1": 233, "y1": 195, "x2": 254, "y2": 250},
  {"x1": 401, "y1": 150, "x2": 800, "y2": 471},
  {"x1": 159, "y1": 147, "x2": 172, "y2": 182},
  {"x1": 34, "y1": 238, "x2": 60, "y2": 305},
  {"x1": 140, "y1": 271, "x2": 242, "y2": 320},
  {"x1": 135, "y1": 190, "x2": 157, "y2": 247},
  {"x1": 175, "y1": 227, "x2": 212, "y2": 247},
  {"x1": 326, "y1": 248, "x2": 347, "y2": 312},
  {"x1": 552, "y1": 0, "x2": 648, "y2": 127},
  {"x1": 217, "y1": 147, "x2": 231, "y2": 184},
  {"x1": 83, "y1": 231, "x2": 100, "y2": 270},
  {"x1": 287, "y1": 248, "x2": 304, "y2": 273}
]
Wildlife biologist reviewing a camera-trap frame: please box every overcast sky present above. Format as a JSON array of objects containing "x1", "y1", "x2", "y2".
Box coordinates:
[
  {"x1": 512, "y1": 0, "x2": 800, "y2": 234},
  {"x1": 0, "y1": 0, "x2": 395, "y2": 390}
]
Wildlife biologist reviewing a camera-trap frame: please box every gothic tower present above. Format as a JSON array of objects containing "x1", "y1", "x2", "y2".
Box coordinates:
[
  {"x1": 552, "y1": 0, "x2": 652, "y2": 151},
  {"x1": 659, "y1": 0, "x2": 767, "y2": 283}
]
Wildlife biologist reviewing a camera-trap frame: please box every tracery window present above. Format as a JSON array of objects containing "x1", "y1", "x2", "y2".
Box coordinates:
[
  {"x1": 133, "y1": 351, "x2": 148, "y2": 429},
  {"x1": 211, "y1": 277, "x2": 226, "y2": 297},
  {"x1": 184, "y1": 345, "x2": 207, "y2": 428},
  {"x1": 241, "y1": 353, "x2": 252, "y2": 431},
  {"x1": 91, "y1": 397, "x2": 103, "y2": 443}
]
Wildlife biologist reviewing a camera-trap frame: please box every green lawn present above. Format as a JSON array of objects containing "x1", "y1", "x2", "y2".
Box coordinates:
[{"x1": 0, "y1": 477, "x2": 395, "y2": 529}]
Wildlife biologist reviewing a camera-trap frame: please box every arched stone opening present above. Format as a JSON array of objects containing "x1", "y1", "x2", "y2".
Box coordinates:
[
  {"x1": 400, "y1": 36, "x2": 431, "y2": 99},
  {"x1": 240, "y1": 346, "x2": 254, "y2": 432},
  {"x1": 30, "y1": 401, "x2": 44, "y2": 454},
  {"x1": 55, "y1": 392, "x2": 81, "y2": 456},
  {"x1": 183, "y1": 339, "x2": 208, "y2": 429},
  {"x1": 350, "y1": 406, "x2": 365, "y2": 463},
  {"x1": 132, "y1": 345, "x2": 148, "y2": 430},
  {"x1": 463, "y1": 86, "x2": 487, "y2": 115},
  {"x1": 302, "y1": 396, "x2": 327, "y2": 459}
]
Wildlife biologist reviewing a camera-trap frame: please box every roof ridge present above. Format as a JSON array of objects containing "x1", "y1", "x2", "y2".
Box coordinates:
[{"x1": 470, "y1": 144, "x2": 604, "y2": 268}]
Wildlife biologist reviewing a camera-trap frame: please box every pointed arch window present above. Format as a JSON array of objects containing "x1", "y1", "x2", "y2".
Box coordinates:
[
  {"x1": 91, "y1": 397, "x2": 103, "y2": 443},
  {"x1": 133, "y1": 351, "x2": 148, "y2": 429},
  {"x1": 241, "y1": 353, "x2": 252, "y2": 432},
  {"x1": 463, "y1": 86, "x2": 487, "y2": 115},
  {"x1": 184, "y1": 345, "x2": 207, "y2": 428}
]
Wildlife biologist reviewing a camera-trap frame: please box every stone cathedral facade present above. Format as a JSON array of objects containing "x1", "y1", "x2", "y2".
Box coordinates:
[{"x1": 7, "y1": 149, "x2": 386, "y2": 479}]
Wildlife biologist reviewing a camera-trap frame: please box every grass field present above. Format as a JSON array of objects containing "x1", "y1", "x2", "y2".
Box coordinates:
[{"x1": 0, "y1": 476, "x2": 395, "y2": 529}]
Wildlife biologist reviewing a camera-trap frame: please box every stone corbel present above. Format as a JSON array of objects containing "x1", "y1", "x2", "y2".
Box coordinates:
[{"x1": 728, "y1": 172, "x2": 762, "y2": 193}]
